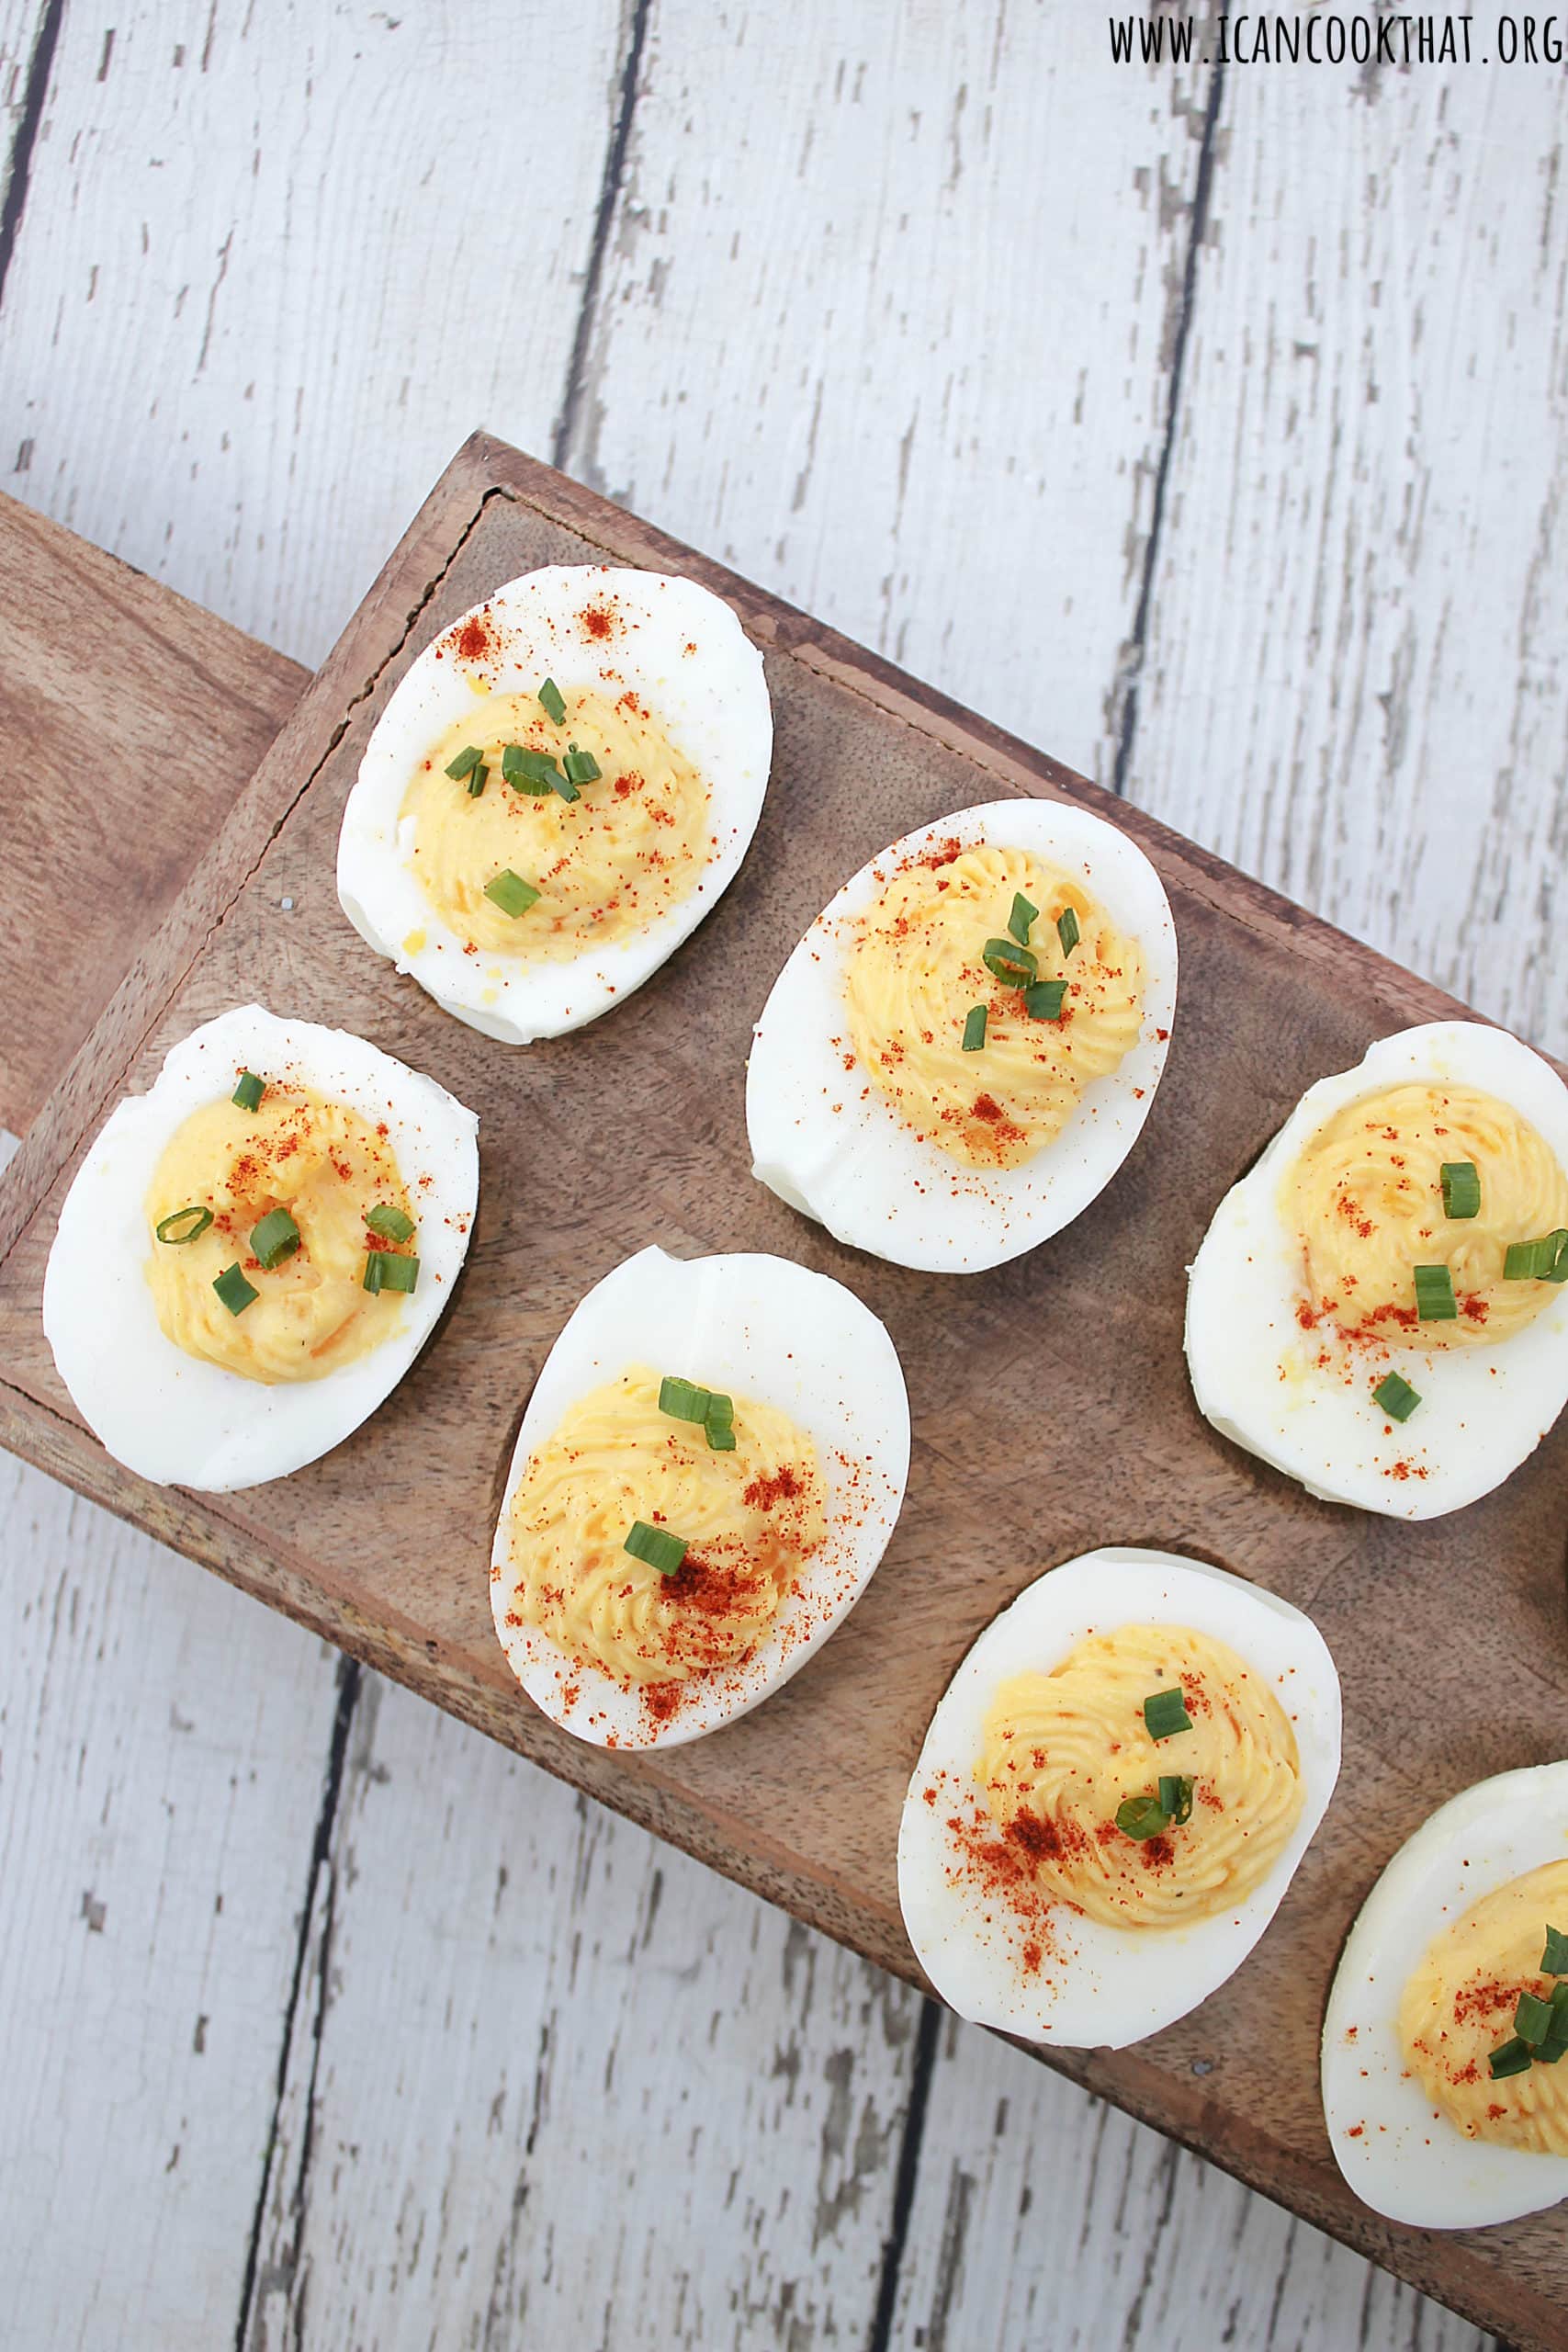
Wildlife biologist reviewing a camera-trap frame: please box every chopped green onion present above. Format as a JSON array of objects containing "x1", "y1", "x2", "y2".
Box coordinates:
[
  {"x1": 538, "y1": 677, "x2": 568, "y2": 727},
  {"x1": 1114, "y1": 1793, "x2": 1170, "y2": 1842},
  {"x1": 1537, "y1": 1984, "x2": 1568, "y2": 2064},
  {"x1": 1504, "y1": 1229, "x2": 1568, "y2": 1283},
  {"x1": 444, "y1": 744, "x2": 484, "y2": 780},
  {"x1": 659, "y1": 1375, "x2": 712, "y2": 1424},
  {"x1": 1541, "y1": 1926, "x2": 1568, "y2": 1975},
  {"x1": 231, "y1": 1070, "x2": 265, "y2": 1112},
  {"x1": 961, "y1": 1005, "x2": 987, "y2": 1053},
  {"x1": 212, "y1": 1262, "x2": 258, "y2": 1317},
  {"x1": 502, "y1": 744, "x2": 562, "y2": 795},
  {"x1": 1007, "y1": 892, "x2": 1037, "y2": 947},
  {"x1": 466, "y1": 761, "x2": 489, "y2": 797},
  {"x1": 367, "y1": 1204, "x2": 416, "y2": 1244},
  {"x1": 562, "y1": 743, "x2": 602, "y2": 786},
  {"x1": 1487, "y1": 2035, "x2": 1534, "y2": 2080},
  {"x1": 704, "y1": 1391, "x2": 736, "y2": 1453},
  {"x1": 624, "y1": 1520, "x2": 688, "y2": 1577},
  {"x1": 363, "y1": 1250, "x2": 419, "y2": 1295},
  {"x1": 1413, "y1": 1263, "x2": 1458, "y2": 1322},
  {"x1": 1143, "y1": 1686, "x2": 1192, "y2": 1741},
  {"x1": 1371, "y1": 1370, "x2": 1421, "y2": 1423},
  {"x1": 1023, "y1": 978, "x2": 1068, "y2": 1022},
  {"x1": 1440, "y1": 1160, "x2": 1481, "y2": 1220},
  {"x1": 1156, "y1": 1773, "x2": 1194, "y2": 1826},
  {"x1": 982, "y1": 938, "x2": 1037, "y2": 988},
  {"x1": 250, "y1": 1207, "x2": 300, "y2": 1270},
  {"x1": 155, "y1": 1204, "x2": 213, "y2": 1246},
  {"x1": 1056, "y1": 905, "x2": 1081, "y2": 958},
  {"x1": 484, "y1": 868, "x2": 540, "y2": 919},
  {"x1": 1515, "y1": 1990, "x2": 1555, "y2": 2048}
]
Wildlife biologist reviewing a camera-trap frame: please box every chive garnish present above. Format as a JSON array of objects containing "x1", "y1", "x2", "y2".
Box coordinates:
[
  {"x1": 1541, "y1": 1926, "x2": 1568, "y2": 1974},
  {"x1": 1371, "y1": 1370, "x2": 1421, "y2": 1423},
  {"x1": 1538, "y1": 1984, "x2": 1568, "y2": 2064},
  {"x1": 1515, "y1": 1990, "x2": 1555, "y2": 2048},
  {"x1": 1440, "y1": 1160, "x2": 1481, "y2": 1220},
  {"x1": 1007, "y1": 892, "x2": 1037, "y2": 947},
  {"x1": 1023, "y1": 978, "x2": 1068, "y2": 1022},
  {"x1": 502, "y1": 745, "x2": 563, "y2": 796},
  {"x1": 367, "y1": 1204, "x2": 416, "y2": 1244},
  {"x1": 1114, "y1": 1793, "x2": 1170, "y2": 1842},
  {"x1": 625, "y1": 1521, "x2": 688, "y2": 1577},
  {"x1": 155, "y1": 1204, "x2": 213, "y2": 1246},
  {"x1": 1056, "y1": 905, "x2": 1081, "y2": 958},
  {"x1": 1156, "y1": 1773, "x2": 1195, "y2": 1826},
  {"x1": 1488, "y1": 2036, "x2": 1534, "y2": 2080},
  {"x1": 212, "y1": 1262, "x2": 258, "y2": 1317},
  {"x1": 538, "y1": 677, "x2": 568, "y2": 727},
  {"x1": 1414, "y1": 1263, "x2": 1458, "y2": 1322},
  {"x1": 1143, "y1": 1686, "x2": 1192, "y2": 1741},
  {"x1": 250, "y1": 1208, "x2": 300, "y2": 1270},
  {"x1": 445, "y1": 744, "x2": 484, "y2": 780},
  {"x1": 466, "y1": 762, "x2": 489, "y2": 797},
  {"x1": 705, "y1": 1411, "x2": 737, "y2": 1453},
  {"x1": 962, "y1": 1005, "x2": 987, "y2": 1053},
  {"x1": 363, "y1": 1250, "x2": 419, "y2": 1295},
  {"x1": 1504, "y1": 1229, "x2": 1568, "y2": 1283},
  {"x1": 231, "y1": 1070, "x2": 265, "y2": 1112},
  {"x1": 659, "y1": 1374, "x2": 712, "y2": 1424},
  {"x1": 484, "y1": 869, "x2": 540, "y2": 919},
  {"x1": 562, "y1": 743, "x2": 601, "y2": 786},
  {"x1": 982, "y1": 938, "x2": 1037, "y2": 988}
]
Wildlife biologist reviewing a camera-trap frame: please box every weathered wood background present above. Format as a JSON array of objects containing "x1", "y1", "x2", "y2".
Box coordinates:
[{"x1": 5, "y1": 4, "x2": 1562, "y2": 2345}]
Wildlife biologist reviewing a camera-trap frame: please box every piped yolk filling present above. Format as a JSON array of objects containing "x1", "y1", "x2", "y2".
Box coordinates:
[
  {"x1": 402, "y1": 685, "x2": 711, "y2": 959},
  {"x1": 977, "y1": 1623, "x2": 1303, "y2": 1929},
  {"x1": 500, "y1": 1369, "x2": 827, "y2": 1688},
  {"x1": 1399, "y1": 1859, "x2": 1568, "y2": 2154},
  {"x1": 1284, "y1": 1081, "x2": 1568, "y2": 1349},
  {"x1": 144, "y1": 1085, "x2": 416, "y2": 1384},
  {"x1": 843, "y1": 843, "x2": 1145, "y2": 1170}
]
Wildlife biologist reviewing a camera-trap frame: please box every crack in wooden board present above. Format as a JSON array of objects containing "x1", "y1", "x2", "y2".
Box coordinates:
[{"x1": 1, "y1": 434, "x2": 1565, "y2": 2349}]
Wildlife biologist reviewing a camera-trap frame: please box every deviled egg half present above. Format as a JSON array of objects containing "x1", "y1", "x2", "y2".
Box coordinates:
[
  {"x1": 42, "y1": 1005, "x2": 478, "y2": 1491},
  {"x1": 1187, "y1": 1022, "x2": 1568, "y2": 1519},
  {"x1": 337, "y1": 565, "x2": 773, "y2": 1044},
  {"x1": 747, "y1": 798, "x2": 1176, "y2": 1272},
  {"x1": 1323, "y1": 1762, "x2": 1568, "y2": 2228},
  {"x1": 490, "y1": 1245, "x2": 909, "y2": 1749},
  {"x1": 898, "y1": 1549, "x2": 1341, "y2": 2046}
]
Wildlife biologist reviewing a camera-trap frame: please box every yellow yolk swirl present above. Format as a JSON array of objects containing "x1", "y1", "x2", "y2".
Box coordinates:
[
  {"x1": 144, "y1": 1086, "x2": 417, "y2": 1383},
  {"x1": 843, "y1": 844, "x2": 1145, "y2": 1170},
  {"x1": 1284, "y1": 1082, "x2": 1568, "y2": 1348},
  {"x1": 500, "y1": 1369, "x2": 827, "y2": 1687},
  {"x1": 402, "y1": 685, "x2": 711, "y2": 959},
  {"x1": 1399, "y1": 1860, "x2": 1568, "y2": 2153},
  {"x1": 977, "y1": 1623, "x2": 1304, "y2": 1929}
]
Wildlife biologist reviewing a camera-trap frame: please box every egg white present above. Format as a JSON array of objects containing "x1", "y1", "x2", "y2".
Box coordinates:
[
  {"x1": 1322, "y1": 1762, "x2": 1568, "y2": 2229},
  {"x1": 336, "y1": 565, "x2": 773, "y2": 1044},
  {"x1": 490, "y1": 1244, "x2": 910, "y2": 1750},
  {"x1": 897, "y1": 1548, "x2": 1342, "y2": 2048},
  {"x1": 745, "y1": 798, "x2": 1176, "y2": 1273},
  {"x1": 1185, "y1": 1022, "x2": 1568, "y2": 1521},
  {"x1": 41, "y1": 1004, "x2": 479, "y2": 1492}
]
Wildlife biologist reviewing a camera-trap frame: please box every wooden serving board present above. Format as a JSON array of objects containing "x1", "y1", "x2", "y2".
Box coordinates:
[{"x1": 2, "y1": 438, "x2": 1564, "y2": 2349}]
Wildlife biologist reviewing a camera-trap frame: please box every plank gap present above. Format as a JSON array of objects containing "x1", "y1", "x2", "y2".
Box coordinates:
[
  {"x1": 0, "y1": 0, "x2": 63, "y2": 314},
  {"x1": 551, "y1": 0, "x2": 655, "y2": 476}
]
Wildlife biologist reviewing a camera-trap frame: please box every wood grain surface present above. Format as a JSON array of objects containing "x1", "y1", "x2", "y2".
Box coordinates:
[
  {"x1": 0, "y1": 492, "x2": 303, "y2": 1132},
  {"x1": 2, "y1": 435, "x2": 1562, "y2": 2348}
]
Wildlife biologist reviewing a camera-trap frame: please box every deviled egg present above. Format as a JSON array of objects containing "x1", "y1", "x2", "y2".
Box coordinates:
[
  {"x1": 490, "y1": 1245, "x2": 909, "y2": 1749},
  {"x1": 1186, "y1": 1022, "x2": 1568, "y2": 1519},
  {"x1": 898, "y1": 1548, "x2": 1341, "y2": 2046},
  {"x1": 42, "y1": 1004, "x2": 478, "y2": 1490},
  {"x1": 1323, "y1": 1762, "x2": 1568, "y2": 2228},
  {"x1": 337, "y1": 565, "x2": 772, "y2": 1043},
  {"x1": 747, "y1": 798, "x2": 1176, "y2": 1272}
]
